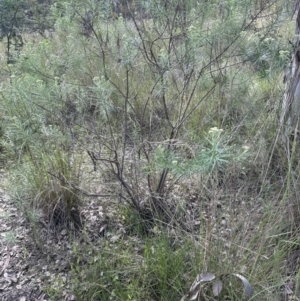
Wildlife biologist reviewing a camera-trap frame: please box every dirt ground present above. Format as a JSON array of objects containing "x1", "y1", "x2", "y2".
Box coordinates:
[
  {"x1": 0, "y1": 168, "x2": 109, "y2": 301},
  {"x1": 0, "y1": 170, "x2": 46, "y2": 300}
]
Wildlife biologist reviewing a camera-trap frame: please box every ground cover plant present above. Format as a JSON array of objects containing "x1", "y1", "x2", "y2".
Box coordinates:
[{"x1": 1, "y1": 0, "x2": 300, "y2": 300}]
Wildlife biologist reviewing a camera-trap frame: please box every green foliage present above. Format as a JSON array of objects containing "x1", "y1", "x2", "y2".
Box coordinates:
[
  {"x1": 120, "y1": 205, "x2": 151, "y2": 236},
  {"x1": 144, "y1": 235, "x2": 191, "y2": 300},
  {"x1": 0, "y1": 0, "x2": 292, "y2": 228},
  {"x1": 63, "y1": 234, "x2": 197, "y2": 301},
  {"x1": 0, "y1": 0, "x2": 53, "y2": 63},
  {"x1": 0, "y1": 0, "x2": 53, "y2": 37},
  {"x1": 2, "y1": 230, "x2": 17, "y2": 245},
  {"x1": 68, "y1": 241, "x2": 146, "y2": 301},
  {"x1": 0, "y1": 0, "x2": 29, "y2": 38},
  {"x1": 10, "y1": 150, "x2": 82, "y2": 239},
  {"x1": 0, "y1": 1, "x2": 299, "y2": 300},
  {"x1": 146, "y1": 127, "x2": 249, "y2": 179},
  {"x1": 241, "y1": 32, "x2": 293, "y2": 77}
]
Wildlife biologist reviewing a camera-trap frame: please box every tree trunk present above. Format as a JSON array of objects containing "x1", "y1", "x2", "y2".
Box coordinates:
[{"x1": 280, "y1": 3, "x2": 300, "y2": 148}]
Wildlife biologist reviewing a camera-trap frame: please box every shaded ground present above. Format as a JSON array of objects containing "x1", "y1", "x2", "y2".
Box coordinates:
[
  {"x1": 0, "y1": 169, "x2": 45, "y2": 301},
  {"x1": 0, "y1": 169, "x2": 110, "y2": 301}
]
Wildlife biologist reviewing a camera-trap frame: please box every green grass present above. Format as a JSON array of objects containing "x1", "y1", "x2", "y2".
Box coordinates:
[{"x1": 0, "y1": 1, "x2": 299, "y2": 300}]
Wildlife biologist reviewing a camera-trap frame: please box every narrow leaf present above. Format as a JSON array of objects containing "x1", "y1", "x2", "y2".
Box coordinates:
[
  {"x1": 189, "y1": 273, "x2": 201, "y2": 291},
  {"x1": 188, "y1": 274, "x2": 201, "y2": 300},
  {"x1": 200, "y1": 273, "x2": 215, "y2": 282},
  {"x1": 212, "y1": 279, "x2": 223, "y2": 296},
  {"x1": 233, "y1": 273, "x2": 253, "y2": 299},
  {"x1": 187, "y1": 273, "x2": 215, "y2": 300},
  {"x1": 180, "y1": 294, "x2": 188, "y2": 301},
  {"x1": 188, "y1": 288, "x2": 200, "y2": 301}
]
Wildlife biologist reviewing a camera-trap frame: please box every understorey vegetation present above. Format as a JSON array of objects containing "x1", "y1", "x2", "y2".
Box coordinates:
[{"x1": 0, "y1": 0, "x2": 299, "y2": 300}]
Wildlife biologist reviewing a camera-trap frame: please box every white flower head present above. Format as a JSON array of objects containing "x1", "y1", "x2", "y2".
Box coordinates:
[
  {"x1": 208, "y1": 127, "x2": 224, "y2": 140},
  {"x1": 208, "y1": 127, "x2": 223, "y2": 134}
]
